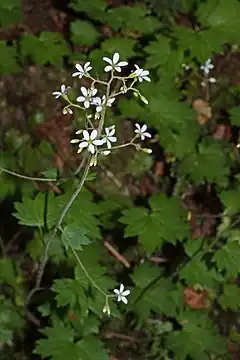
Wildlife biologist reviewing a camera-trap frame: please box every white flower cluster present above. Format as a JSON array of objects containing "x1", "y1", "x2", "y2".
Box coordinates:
[{"x1": 52, "y1": 52, "x2": 152, "y2": 164}]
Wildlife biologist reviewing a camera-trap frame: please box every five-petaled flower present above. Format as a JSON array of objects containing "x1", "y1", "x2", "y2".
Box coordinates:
[
  {"x1": 77, "y1": 86, "x2": 98, "y2": 108},
  {"x1": 103, "y1": 52, "x2": 128, "y2": 73},
  {"x1": 133, "y1": 64, "x2": 151, "y2": 82},
  {"x1": 72, "y1": 61, "x2": 92, "y2": 78},
  {"x1": 102, "y1": 125, "x2": 117, "y2": 149},
  {"x1": 92, "y1": 95, "x2": 115, "y2": 112},
  {"x1": 135, "y1": 123, "x2": 151, "y2": 141},
  {"x1": 201, "y1": 59, "x2": 214, "y2": 75},
  {"x1": 114, "y1": 284, "x2": 130, "y2": 304},
  {"x1": 52, "y1": 84, "x2": 70, "y2": 99},
  {"x1": 71, "y1": 129, "x2": 103, "y2": 154}
]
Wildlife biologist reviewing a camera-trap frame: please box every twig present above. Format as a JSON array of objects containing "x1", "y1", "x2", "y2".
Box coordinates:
[
  {"x1": 104, "y1": 240, "x2": 131, "y2": 268},
  {"x1": 149, "y1": 256, "x2": 168, "y2": 264},
  {"x1": 104, "y1": 331, "x2": 138, "y2": 343}
]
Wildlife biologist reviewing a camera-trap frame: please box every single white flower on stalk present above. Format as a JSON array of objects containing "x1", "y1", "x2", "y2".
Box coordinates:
[
  {"x1": 102, "y1": 125, "x2": 117, "y2": 149},
  {"x1": 77, "y1": 86, "x2": 98, "y2": 108},
  {"x1": 72, "y1": 62, "x2": 92, "y2": 78},
  {"x1": 92, "y1": 95, "x2": 115, "y2": 112},
  {"x1": 71, "y1": 129, "x2": 103, "y2": 154},
  {"x1": 135, "y1": 123, "x2": 151, "y2": 141},
  {"x1": 114, "y1": 284, "x2": 130, "y2": 304},
  {"x1": 103, "y1": 52, "x2": 128, "y2": 72},
  {"x1": 52, "y1": 84, "x2": 70, "y2": 99},
  {"x1": 133, "y1": 64, "x2": 151, "y2": 82},
  {"x1": 201, "y1": 58, "x2": 214, "y2": 75}
]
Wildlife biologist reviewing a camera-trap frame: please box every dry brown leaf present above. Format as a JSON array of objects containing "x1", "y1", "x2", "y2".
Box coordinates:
[
  {"x1": 193, "y1": 99, "x2": 212, "y2": 125},
  {"x1": 184, "y1": 287, "x2": 208, "y2": 309}
]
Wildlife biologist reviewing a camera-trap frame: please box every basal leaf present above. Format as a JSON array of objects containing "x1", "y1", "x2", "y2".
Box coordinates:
[
  {"x1": 212, "y1": 242, "x2": 240, "y2": 278},
  {"x1": 70, "y1": 20, "x2": 99, "y2": 46},
  {"x1": 76, "y1": 336, "x2": 109, "y2": 360}
]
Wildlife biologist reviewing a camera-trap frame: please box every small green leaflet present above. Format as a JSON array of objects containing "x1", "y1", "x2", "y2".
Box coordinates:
[
  {"x1": 218, "y1": 284, "x2": 240, "y2": 311},
  {"x1": 101, "y1": 38, "x2": 137, "y2": 59},
  {"x1": 212, "y1": 242, "x2": 240, "y2": 278},
  {"x1": 120, "y1": 194, "x2": 190, "y2": 253},
  {"x1": 166, "y1": 310, "x2": 226, "y2": 360},
  {"x1": 61, "y1": 225, "x2": 91, "y2": 251}
]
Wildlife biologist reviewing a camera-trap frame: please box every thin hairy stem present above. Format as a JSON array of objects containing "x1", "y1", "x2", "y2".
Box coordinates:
[{"x1": 0, "y1": 167, "x2": 57, "y2": 182}]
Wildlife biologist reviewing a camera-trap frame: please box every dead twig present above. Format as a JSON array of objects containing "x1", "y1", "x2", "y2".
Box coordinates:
[{"x1": 104, "y1": 240, "x2": 131, "y2": 268}]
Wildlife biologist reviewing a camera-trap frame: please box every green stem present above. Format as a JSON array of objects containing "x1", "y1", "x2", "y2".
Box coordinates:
[
  {"x1": 0, "y1": 167, "x2": 57, "y2": 182},
  {"x1": 71, "y1": 245, "x2": 107, "y2": 297}
]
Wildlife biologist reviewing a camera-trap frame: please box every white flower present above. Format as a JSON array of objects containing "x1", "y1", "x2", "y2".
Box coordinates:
[
  {"x1": 72, "y1": 61, "x2": 92, "y2": 78},
  {"x1": 77, "y1": 86, "x2": 98, "y2": 108},
  {"x1": 52, "y1": 84, "x2": 70, "y2": 99},
  {"x1": 114, "y1": 284, "x2": 130, "y2": 304},
  {"x1": 133, "y1": 64, "x2": 151, "y2": 82},
  {"x1": 92, "y1": 95, "x2": 115, "y2": 112},
  {"x1": 102, "y1": 125, "x2": 117, "y2": 149},
  {"x1": 73, "y1": 129, "x2": 103, "y2": 154},
  {"x1": 135, "y1": 123, "x2": 151, "y2": 141},
  {"x1": 201, "y1": 58, "x2": 214, "y2": 75},
  {"x1": 103, "y1": 52, "x2": 128, "y2": 73}
]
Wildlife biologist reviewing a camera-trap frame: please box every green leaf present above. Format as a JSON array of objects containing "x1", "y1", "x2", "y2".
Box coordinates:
[
  {"x1": 69, "y1": 0, "x2": 107, "y2": 22},
  {"x1": 220, "y1": 187, "x2": 240, "y2": 215},
  {"x1": 0, "y1": 299, "x2": 24, "y2": 346},
  {"x1": 101, "y1": 38, "x2": 137, "y2": 59},
  {"x1": 218, "y1": 284, "x2": 240, "y2": 311},
  {"x1": 21, "y1": 32, "x2": 69, "y2": 67},
  {"x1": 0, "y1": 0, "x2": 23, "y2": 27},
  {"x1": 197, "y1": 0, "x2": 240, "y2": 43},
  {"x1": 145, "y1": 35, "x2": 171, "y2": 69},
  {"x1": 180, "y1": 139, "x2": 231, "y2": 185},
  {"x1": 76, "y1": 336, "x2": 109, "y2": 360},
  {"x1": 212, "y1": 242, "x2": 240, "y2": 278},
  {"x1": 133, "y1": 279, "x2": 183, "y2": 322},
  {"x1": 70, "y1": 20, "x2": 99, "y2": 46},
  {"x1": 13, "y1": 192, "x2": 62, "y2": 228},
  {"x1": 166, "y1": 310, "x2": 226, "y2": 360},
  {"x1": 61, "y1": 225, "x2": 91, "y2": 251},
  {"x1": 35, "y1": 319, "x2": 81, "y2": 360},
  {"x1": 52, "y1": 279, "x2": 88, "y2": 314},
  {"x1": 121, "y1": 195, "x2": 190, "y2": 253},
  {"x1": 0, "y1": 41, "x2": 20, "y2": 74},
  {"x1": 229, "y1": 107, "x2": 240, "y2": 125},
  {"x1": 131, "y1": 263, "x2": 160, "y2": 288},
  {"x1": 180, "y1": 258, "x2": 222, "y2": 289}
]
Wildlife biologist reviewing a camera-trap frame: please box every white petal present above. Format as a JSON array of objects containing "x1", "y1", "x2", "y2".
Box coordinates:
[
  {"x1": 109, "y1": 136, "x2": 117, "y2": 143},
  {"x1": 90, "y1": 129, "x2": 98, "y2": 140},
  {"x1": 113, "y1": 52, "x2": 120, "y2": 64},
  {"x1": 122, "y1": 290, "x2": 130, "y2": 296},
  {"x1": 117, "y1": 61, "x2": 128, "y2": 67},
  {"x1": 82, "y1": 130, "x2": 90, "y2": 141},
  {"x1": 75, "y1": 63, "x2": 84, "y2": 72},
  {"x1": 84, "y1": 100, "x2": 90, "y2": 108},
  {"x1": 103, "y1": 56, "x2": 113, "y2": 65},
  {"x1": 81, "y1": 86, "x2": 88, "y2": 96},
  {"x1": 209, "y1": 77, "x2": 216, "y2": 83},
  {"x1": 104, "y1": 65, "x2": 112, "y2": 72},
  {"x1": 79, "y1": 141, "x2": 88, "y2": 149},
  {"x1": 121, "y1": 296, "x2": 128, "y2": 304},
  {"x1": 135, "y1": 123, "x2": 141, "y2": 131},
  {"x1": 107, "y1": 98, "x2": 115, "y2": 106},
  {"x1": 119, "y1": 284, "x2": 124, "y2": 293},
  {"x1": 134, "y1": 64, "x2": 140, "y2": 70},
  {"x1": 70, "y1": 139, "x2": 80, "y2": 143},
  {"x1": 143, "y1": 76, "x2": 151, "y2": 82},
  {"x1": 93, "y1": 139, "x2": 103, "y2": 146},
  {"x1": 141, "y1": 70, "x2": 149, "y2": 76},
  {"x1": 96, "y1": 105, "x2": 102, "y2": 112},
  {"x1": 88, "y1": 144, "x2": 95, "y2": 154},
  {"x1": 141, "y1": 124, "x2": 147, "y2": 132},
  {"x1": 115, "y1": 66, "x2": 122, "y2": 72},
  {"x1": 103, "y1": 150, "x2": 110, "y2": 156},
  {"x1": 143, "y1": 132, "x2": 151, "y2": 138},
  {"x1": 91, "y1": 88, "x2": 98, "y2": 96},
  {"x1": 72, "y1": 72, "x2": 83, "y2": 78},
  {"x1": 76, "y1": 96, "x2": 85, "y2": 103},
  {"x1": 114, "y1": 289, "x2": 120, "y2": 295},
  {"x1": 61, "y1": 84, "x2": 66, "y2": 93},
  {"x1": 141, "y1": 134, "x2": 145, "y2": 141}
]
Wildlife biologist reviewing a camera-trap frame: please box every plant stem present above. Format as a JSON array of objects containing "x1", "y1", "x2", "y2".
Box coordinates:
[
  {"x1": 70, "y1": 245, "x2": 107, "y2": 297},
  {"x1": 0, "y1": 167, "x2": 57, "y2": 182}
]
